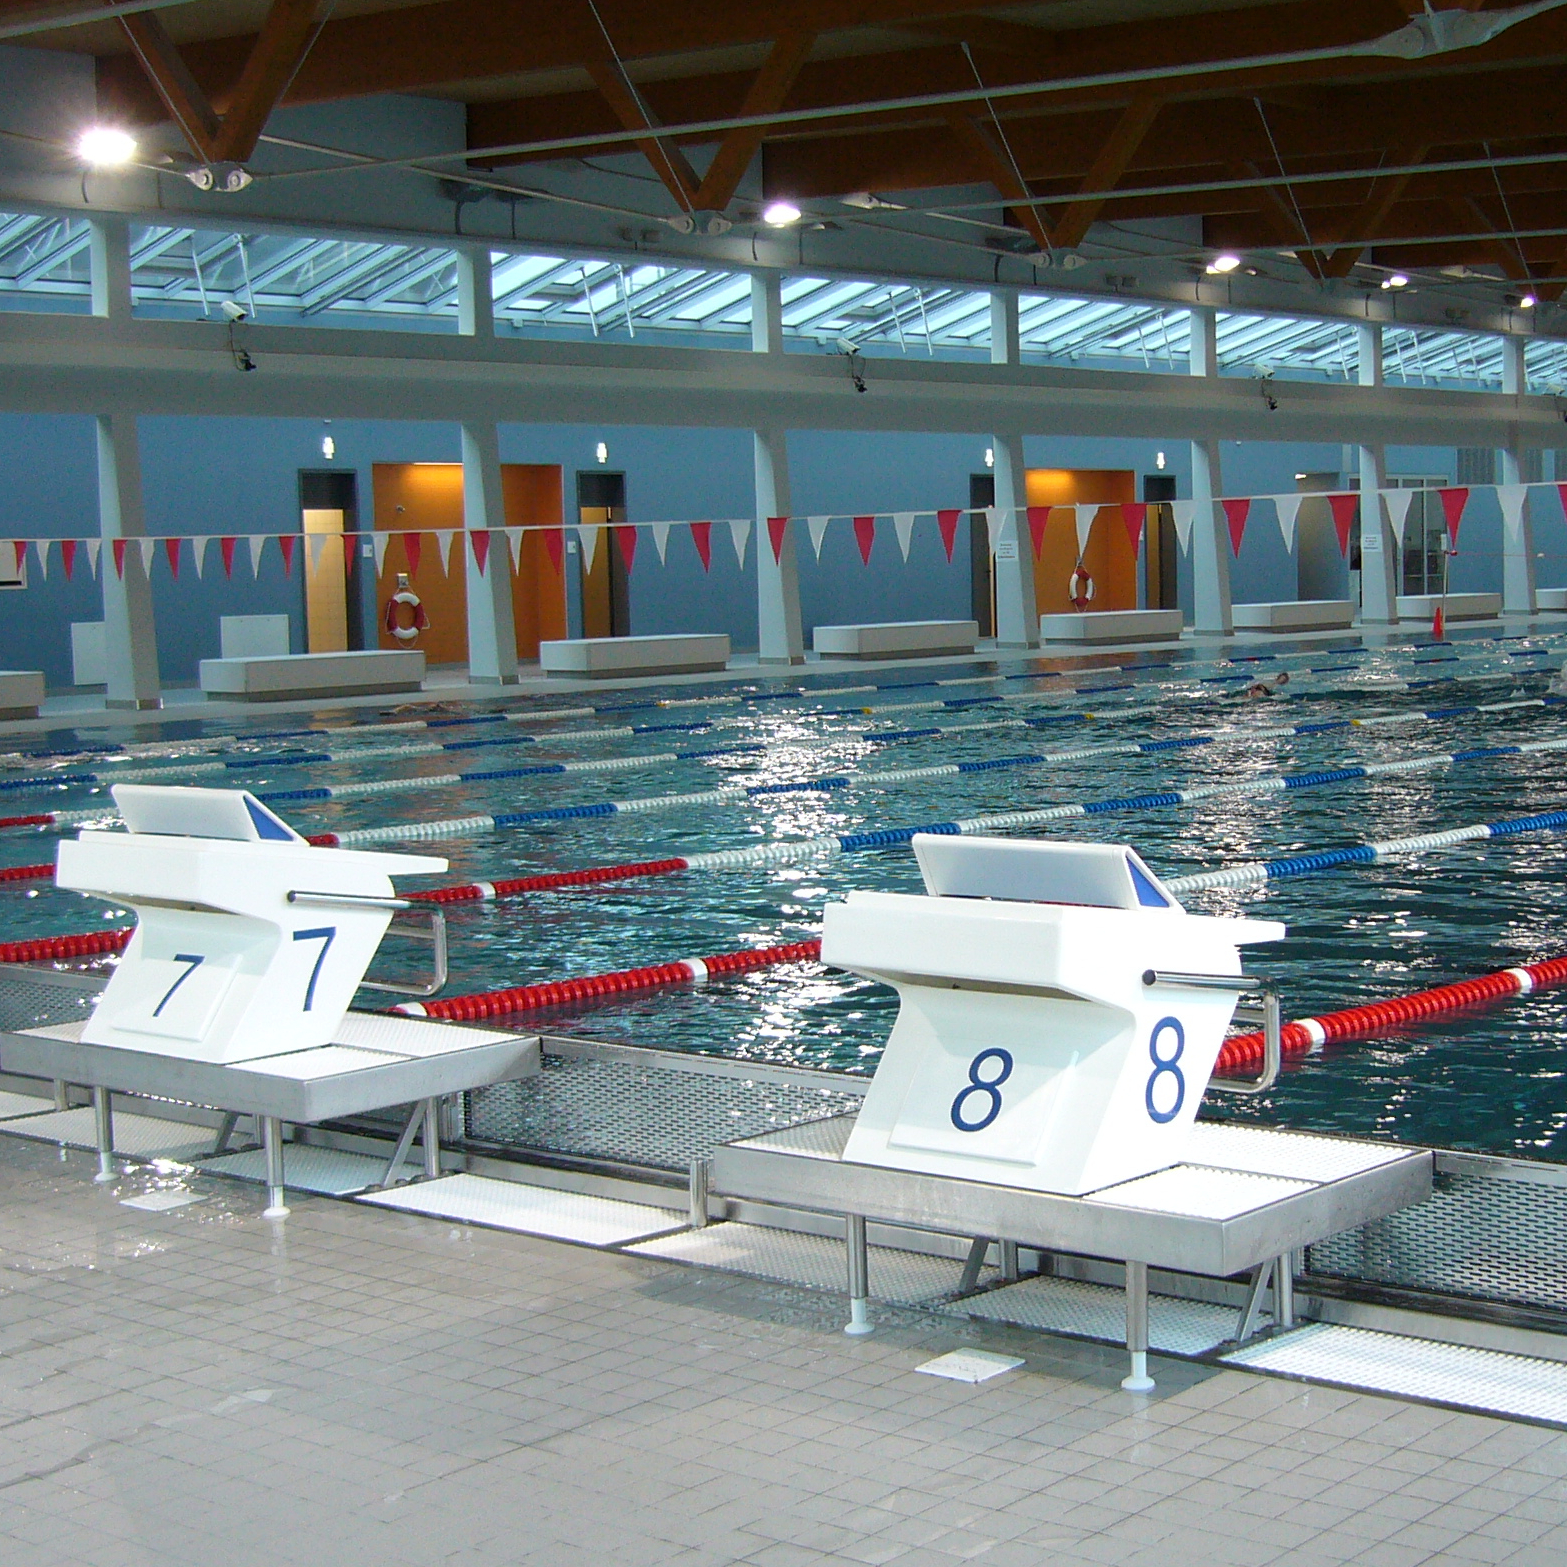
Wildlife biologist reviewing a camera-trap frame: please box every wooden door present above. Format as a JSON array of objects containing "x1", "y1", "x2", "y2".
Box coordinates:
[
  {"x1": 1025, "y1": 469, "x2": 1138, "y2": 615},
  {"x1": 302, "y1": 508, "x2": 348, "y2": 652}
]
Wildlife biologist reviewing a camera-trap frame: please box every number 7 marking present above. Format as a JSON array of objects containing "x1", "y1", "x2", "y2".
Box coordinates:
[
  {"x1": 153, "y1": 953, "x2": 204, "y2": 1017},
  {"x1": 292, "y1": 926, "x2": 337, "y2": 1012}
]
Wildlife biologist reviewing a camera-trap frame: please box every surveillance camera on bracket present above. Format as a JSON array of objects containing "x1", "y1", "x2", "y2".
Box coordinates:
[
  {"x1": 220, "y1": 300, "x2": 247, "y2": 322},
  {"x1": 835, "y1": 335, "x2": 861, "y2": 357}
]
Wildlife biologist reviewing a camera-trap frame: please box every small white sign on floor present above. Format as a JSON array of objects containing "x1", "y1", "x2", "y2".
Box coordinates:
[
  {"x1": 121, "y1": 1190, "x2": 206, "y2": 1212},
  {"x1": 915, "y1": 1348, "x2": 1024, "y2": 1384}
]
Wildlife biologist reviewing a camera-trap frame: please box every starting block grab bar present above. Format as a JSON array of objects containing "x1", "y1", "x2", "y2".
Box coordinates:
[{"x1": 286, "y1": 889, "x2": 449, "y2": 1000}]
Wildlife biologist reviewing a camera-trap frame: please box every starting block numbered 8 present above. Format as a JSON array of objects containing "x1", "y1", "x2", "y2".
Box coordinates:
[
  {"x1": 56, "y1": 785, "x2": 447, "y2": 1064},
  {"x1": 825, "y1": 834, "x2": 1284, "y2": 1196}
]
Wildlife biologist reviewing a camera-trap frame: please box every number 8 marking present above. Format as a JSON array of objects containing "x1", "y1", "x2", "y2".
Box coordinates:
[
  {"x1": 950, "y1": 1047, "x2": 1014, "y2": 1133},
  {"x1": 1145, "y1": 1016, "x2": 1185, "y2": 1124}
]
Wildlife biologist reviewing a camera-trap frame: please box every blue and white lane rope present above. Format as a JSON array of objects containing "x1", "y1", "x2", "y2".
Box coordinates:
[
  {"x1": 1163, "y1": 807, "x2": 1567, "y2": 896},
  {"x1": 20, "y1": 697, "x2": 1552, "y2": 836},
  {"x1": 318, "y1": 730, "x2": 1567, "y2": 851}
]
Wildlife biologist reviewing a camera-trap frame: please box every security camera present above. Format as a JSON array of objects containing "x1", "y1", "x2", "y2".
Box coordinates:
[
  {"x1": 835, "y1": 335, "x2": 861, "y2": 357},
  {"x1": 220, "y1": 300, "x2": 247, "y2": 322}
]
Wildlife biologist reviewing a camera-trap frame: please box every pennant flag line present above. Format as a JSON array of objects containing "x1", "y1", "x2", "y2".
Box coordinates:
[
  {"x1": 893, "y1": 511, "x2": 916, "y2": 562},
  {"x1": 1438, "y1": 486, "x2": 1469, "y2": 547},
  {"x1": 139, "y1": 538, "x2": 157, "y2": 577},
  {"x1": 1497, "y1": 483, "x2": 1528, "y2": 545},
  {"x1": 192, "y1": 535, "x2": 209, "y2": 579},
  {"x1": 1169, "y1": 500, "x2": 1197, "y2": 555},
  {"x1": 438, "y1": 529, "x2": 459, "y2": 576},
  {"x1": 728, "y1": 517, "x2": 750, "y2": 568},
  {"x1": 1025, "y1": 505, "x2": 1049, "y2": 561},
  {"x1": 689, "y1": 521, "x2": 712, "y2": 572},
  {"x1": 31, "y1": 538, "x2": 47, "y2": 581},
  {"x1": 248, "y1": 535, "x2": 266, "y2": 577},
  {"x1": 112, "y1": 538, "x2": 127, "y2": 579},
  {"x1": 164, "y1": 536, "x2": 181, "y2": 580},
  {"x1": 615, "y1": 524, "x2": 638, "y2": 572},
  {"x1": 576, "y1": 524, "x2": 599, "y2": 574},
  {"x1": 1273, "y1": 493, "x2": 1302, "y2": 552},
  {"x1": 1221, "y1": 497, "x2": 1250, "y2": 556},
  {"x1": 470, "y1": 530, "x2": 490, "y2": 575},
  {"x1": 650, "y1": 521, "x2": 670, "y2": 565},
  {"x1": 1074, "y1": 503, "x2": 1097, "y2": 560},
  {"x1": 936, "y1": 508, "x2": 960, "y2": 562},
  {"x1": 1382, "y1": 487, "x2": 1415, "y2": 549},
  {"x1": 807, "y1": 515, "x2": 830, "y2": 560},
  {"x1": 853, "y1": 515, "x2": 876, "y2": 565},
  {"x1": 60, "y1": 539, "x2": 77, "y2": 581},
  {"x1": 1327, "y1": 493, "x2": 1358, "y2": 558},
  {"x1": 1120, "y1": 502, "x2": 1147, "y2": 555},
  {"x1": 278, "y1": 534, "x2": 297, "y2": 577},
  {"x1": 85, "y1": 539, "x2": 100, "y2": 578},
  {"x1": 767, "y1": 516, "x2": 789, "y2": 565},
  {"x1": 985, "y1": 506, "x2": 1004, "y2": 555},
  {"x1": 402, "y1": 532, "x2": 421, "y2": 578},
  {"x1": 372, "y1": 533, "x2": 390, "y2": 573},
  {"x1": 539, "y1": 527, "x2": 561, "y2": 574}
]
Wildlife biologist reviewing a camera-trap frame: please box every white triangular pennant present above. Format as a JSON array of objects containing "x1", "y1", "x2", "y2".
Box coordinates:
[
  {"x1": 431, "y1": 529, "x2": 452, "y2": 575},
  {"x1": 247, "y1": 535, "x2": 265, "y2": 576},
  {"x1": 650, "y1": 521, "x2": 671, "y2": 564},
  {"x1": 1381, "y1": 488, "x2": 1415, "y2": 549},
  {"x1": 1074, "y1": 503, "x2": 1097, "y2": 560},
  {"x1": 85, "y1": 539, "x2": 101, "y2": 577},
  {"x1": 1497, "y1": 483, "x2": 1529, "y2": 545},
  {"x1": 729, "y1": 518, "x2": 751, "y2": 568},
  {"x1": 307, "y1": 533, "x2": 328, "y2": 574},
  {"x1": 372, "y1": 532, "x2": 390, "y2": 572},
  {"x1": 31, "y1": 538, "x2": 47, "y2": 581},
  {"x1": 807, "y1": 515, "x2": 831, "y2": 559},
  {"x1": 192, "y1": 536, "x2": 209, "y2": 579},
  {"x1": 577, "y1": 523, "x2": 600, "y2": 573},
  {"x1": 984, "y1": 506, "x2": 1005, "y2": 554},
  {"x1": 1169, "y1": 500, "x2": 1197, "y2": 555},
  {"x1": 506, "y1": 527, "x2": 523, "y2": 572},
  {"x1": 1273, "y1": 493, "x2": 1302, "y2": 552},
  {"x1": 139, "y1": 537, "x2": 157, "y2": 576},
  {"x1": 893, "y1": 512, "x2": 916, "y2": 562}
]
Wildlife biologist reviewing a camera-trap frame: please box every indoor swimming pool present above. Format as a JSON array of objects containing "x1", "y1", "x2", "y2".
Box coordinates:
[{"x1": 4, "y1": 629, "x2": 1567, "y2": 1165}]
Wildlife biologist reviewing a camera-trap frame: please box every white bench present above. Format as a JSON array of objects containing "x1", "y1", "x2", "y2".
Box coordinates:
[
  {"x1": 812, "y1": 620, "x2": 979, "y2": 660},
  {"x1": 1038, "y1": 609, "x2": 1184, "y2": 645},
  {"x1": 0, "y1": 670, "x2": 44, "y2": 719},
  {"x1": 1232, "y1": 600, "x2": 1355, "y2": 633},
  {"x1": 1396, "y1": 592, "x2": 1501, "y2": 623},
  {"x1": 1536, "y1": 589, "x2": 1567, "y2": 611},
  {"x1": 539, "y1": 634, "x2": 730, "y2": 679},
  {"x1": 199, "y1": 649, "x2": 425, "y2": 702}
]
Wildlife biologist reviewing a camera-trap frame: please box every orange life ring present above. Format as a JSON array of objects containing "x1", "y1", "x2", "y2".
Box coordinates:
[
  {"x1": 1068, "y1": 565, "x2": 1095, "y2": 611},
  {"x1": 384, "y1": 587, "x2": 430, "y2": 643}
]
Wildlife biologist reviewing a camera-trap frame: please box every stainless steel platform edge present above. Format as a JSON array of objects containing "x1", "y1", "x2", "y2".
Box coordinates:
[
  {"x1": 538, "y1": 1033, "x2": 870, "y2": 1094},
  {"x1": 710, "y1": 1121, "x2": 1434, "y2": 1279}
]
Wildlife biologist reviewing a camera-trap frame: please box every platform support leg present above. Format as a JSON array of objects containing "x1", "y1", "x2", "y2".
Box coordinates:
[
  {"x1": 1274, "y1": 1254, "x2": 1295, "y2": 1330},
  {"x1": 1121, "y1": 1259, "x2": 1155, "y2": 1392},
  {"x1": 52, "y1": 1079, "x2": 68, "y2": 1111},
  {"x1": 261, "y1": 1116, "x2": 289, "y2": 1219},
  {"x1": 91, "y1": 1087, "x2": 115, "y2": 1183},
  {"x1": 212, "y1": 1111, "x2": 239, "y2": 1157},
  {"x1": 421, "y1": 1097, "x2": 442, "y2": 1179},
  {"x1": 956, "y1": 1237, "x2": 989, "y2": 1296},
  {"x1": 844, "y1": 1214, "x2": 873, "y2": 1336},
  {"x1": 688, "y1": 1158, "x2": 711, "y2": 1229},
  {"x1": 1000, "y1": 1240, "x2": 1020, "y2": 1283}
]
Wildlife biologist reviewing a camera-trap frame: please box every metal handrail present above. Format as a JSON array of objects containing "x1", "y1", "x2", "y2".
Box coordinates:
[
  {"x1": 285, "y1": 890, "x2": 448, "y2": 998},
  {"x1": 1143, "y1": 969, "x2": 1262, "y2": 992},
  {"x1": 1208, "y1": 986, "x2": 1282, "y2": 1097}
]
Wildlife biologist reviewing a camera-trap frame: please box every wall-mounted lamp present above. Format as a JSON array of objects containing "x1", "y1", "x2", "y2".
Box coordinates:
[
  {"x1": 984, "y1": 447, "x2": 994, "y2": 469},
  {"x1": 595, "y1": 441, "x2": 608, "y2": 464},
  {"x1": 1155, "y1": 451, "x2": 1166, "y2": 470}
]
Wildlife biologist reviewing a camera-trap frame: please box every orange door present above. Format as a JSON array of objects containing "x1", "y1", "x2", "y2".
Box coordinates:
[{"x1": 1025, "y1": 469, "x2": 1138, "y2": 615}]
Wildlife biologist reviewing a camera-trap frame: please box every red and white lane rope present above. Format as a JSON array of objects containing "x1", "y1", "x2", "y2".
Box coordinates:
[{"x1": 1216, "y1": 953, "x2": 1567, "y2": 1073}]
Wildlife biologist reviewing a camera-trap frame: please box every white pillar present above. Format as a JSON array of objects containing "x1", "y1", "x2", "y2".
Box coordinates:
[
  {"x1": 457, "y1": 248, "x2": 494, "y2": 339},
  {"x1": 1501, "y1": 336, "x2": 1536, "y2": 614},
  {"x1": 96, "y1": 413, "x2": 160, "y2": 709},
  {"x1": 751, "y1": 273, "x2": 783, "y2": 355},
  {"x1": 990, "y1": 291, "x2": 1019, "y2": 366},
  {"x1": 1357, "y1": 323, "x2": 1398, "y2": 624},
  {"x1": 990, "y1": 430, "x2": 1037, "y2": 647},
  {"x1": 89, "y1": 215, "x2": 131, "y2": 322},
  {"x1": 754, "y1": 427, "x2": 803, "y2": 663},
  {"x1": 461, "y1": 421, "x2": 519, "y2": 683},
  {"x1": 1186, "y1": 308, "x2": 1230, "y2": 633}
]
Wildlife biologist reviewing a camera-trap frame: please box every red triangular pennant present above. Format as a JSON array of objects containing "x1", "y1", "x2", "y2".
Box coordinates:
[
  {"x1": 112, "y1": 538, "x2": 127, "y2": 578},
  {"x1": 1120, "y1": 502, "x2": 1148, "y2": 554},
  {"x1": 1558, "y1": 482, "x2": 1567, "y2": 521},
  {"x1": 853, "y1": 515, "x2": 875, "y2": 564},
  {"x1": 404, "y1": 532, "x2": 422, "y2": 577},
  {"x1": 220, "y1": 536, "x2": 237, "y2": 577},
  {"x1": 1026, "y1": 505, "x2": 1050, "y2": 560},
  {"x1": 279, "y1": 535, "x2": 297, "y2": 576},
  {"x1": 163, "y1": 536, "x2": 181, "y2": 579},
  {"x1": 1328, "y1": 493, "x2": 1359, "y2": 558},
  {"x1": 936, "y1": 509, "x2": 960, "y2": 562},
  {"x1": 342, "y1": 532, "x2": 357, "y2": 575},
  {"x1": 1221, "y1": 497, "x2": 1251, "y2": 556},
  {"x1": 471, "y1": 530, "x2": 490, "y2": 575},
  {"x1": 690, "y1": 521, "x2": 712, "y2": 572},
  {"x1": 536, "y1": 527, "x2": 560, "y2": 574},
  {"x1": 1438, "y1": 486, "x2": 1469, "y2": 547},
  {"x1": 60, "y1": 539, "x2": 77, "y2": 580},
  {"x1": 615, "y1": 524, "x2": 638, "y2": 572},
  {"x1": 767, "y1": 516, "x2": 789, "y2": 564}
]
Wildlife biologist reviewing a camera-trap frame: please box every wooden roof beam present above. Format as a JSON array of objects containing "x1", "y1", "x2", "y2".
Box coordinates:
[
  {"x1": 941, "y1": 108, "x2": 1054, "y2": 252},
  {"x1": 1048, "y1": 94, "x2": 1162, "y2": 250}
]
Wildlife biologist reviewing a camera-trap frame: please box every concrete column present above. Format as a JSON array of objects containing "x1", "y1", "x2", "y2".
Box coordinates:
[
  {"x1": 89, "y1": 216, "x2": 131, "y2": 322},
  {"x1": 990, "y1": 430, "x2": 1037, "y2": 647},
  {"x1": 1357, "y1": 323, "x2": 1398, "y2": 624},
  {"x1": 456, "y1": 248, "x2": 494, "y2": 339},
  {"x1": 1500, "y1": 335, "x2": 1536, "y2": 614},
  {"x1": 1187, "y1": 308, "x2": 1230, "y2": 633},
  {"x1": 96, "y1": 413, "x2": 160, "y2": 709},
  {"x1": 460, "y1": 421, "x2": 519, "y2": 683},
  {"x1": 990, "y1": 291, "x2": 1019, "y2": 365},
  {"x1": 754, "y1": 427, "x2": 803, "y2": 663},
  {"x1": 750, "y1": 273, "x2": 784, "y2": 355}
]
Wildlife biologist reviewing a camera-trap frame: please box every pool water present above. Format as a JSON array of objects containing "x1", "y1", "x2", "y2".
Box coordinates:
[{"x1": 6, "y1": 631, "x2": 1567, "y2": 1163}]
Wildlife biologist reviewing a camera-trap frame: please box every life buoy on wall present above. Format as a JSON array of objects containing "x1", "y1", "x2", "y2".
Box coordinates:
[
  {"x1": 384, "y1": 572, "x2": 430, "y2": 643},
  {"x1": 1068, "y1": 564, "x2": 1095, "y2": 611}
]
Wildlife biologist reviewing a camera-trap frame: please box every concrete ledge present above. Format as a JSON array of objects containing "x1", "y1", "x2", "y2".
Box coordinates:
[
  {"x1": 1537, "y1": 588, "x2": 1567, "y2": 611},
  {"x1": 0, "y1": 670, "x2": 44, "y2": 719},
  {"x1": 1232, "y1": 599, "x2": 1355, "y2": 632},
  {"x1": 198, "y1": 649, "x2": 425, "y2": 701},
  {"x1": 539, "y1": 633, "x2": 730, "y2": 678},
  {"x1": 812, "y1": 620, "x2": 979, "y2": 660},
  {"x1": 1396, "y1": 592, "x2": 1501, "y2": 623},
  {"x1": 1038, "y1": 609, "x2": 1184, "y2": 645}
]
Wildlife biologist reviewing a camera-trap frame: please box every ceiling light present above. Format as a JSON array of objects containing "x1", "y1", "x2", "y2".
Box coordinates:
[
  {"x1": 762, "y1": 200, "x2": 802, "y2": 227},
  {"x1": 1519, "y1": 292, "x2": 1537, "y2": 310},
  {"x1": 1381, "y1": 273, "x2": 1409, "y2": 290},
  {"x1": 1205, "y1": 254, "x2": 1241, "y2": 275},
  {"x1": 76, "y1": 126, "x2": 137, "y2": 168}
]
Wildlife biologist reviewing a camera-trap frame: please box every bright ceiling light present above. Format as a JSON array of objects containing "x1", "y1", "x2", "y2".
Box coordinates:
[
  {"x1": 76, "y1": 126, "x2": 137, "y2": 168},
  {"x1": 1204, "y1": 253, "x2": 1241, "y2": 275},
  {"x1": 1381, "y1": 273, "x2": 1409, "y2": 290},
  {"x1": 1520, "y1": 292, "x2": 1537, "y2": 309},
  {"x1": 762, "y1": 200, "x2": 802, "y2": 227}
]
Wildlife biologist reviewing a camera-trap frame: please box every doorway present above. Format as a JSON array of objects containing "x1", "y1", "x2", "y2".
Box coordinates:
[
  {"x1": 1392, "y1": 479, "x2": 1448, "y2": 596},
  {"x1": 298, "y1": 470, "x2": 359, "y2": 652},
  {"x1": 1142, "y1": 474, "x2": 1177, "y2": 610},
  {"x1": 576, "y1": 471, "x2": 630, "y2": 638},
  {"x1": 969, "y1": 473, "x2": 995, "y2": 637}
]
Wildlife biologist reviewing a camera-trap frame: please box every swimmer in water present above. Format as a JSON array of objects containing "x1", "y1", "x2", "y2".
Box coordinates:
[{"x1": 1241, "y1": 670, "x2": 1291, "y2": 699}]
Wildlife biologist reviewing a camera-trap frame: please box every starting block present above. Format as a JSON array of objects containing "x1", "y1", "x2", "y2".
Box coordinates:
[
  {"x1": 55, "y1": 785, "x2": 447, "y2": 1064},
  {"x1": 826, "y1": 835, "x2": 1284, "y2": 1196}
]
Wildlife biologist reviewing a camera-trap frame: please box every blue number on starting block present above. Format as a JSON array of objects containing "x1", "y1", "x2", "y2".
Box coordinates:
[
  {"x1": 950, "y1": 1047, "x2": 1014, "y2": 1133},
  {"x1": 1145, "y1": 1016, "x2": 1185, "y2": 1123},
  {"x1": 291, "y1": 926, "x2": 337, "y2": 1011},
  {"x1": 153, "y1": 953, "x2": 205, "y2": 1017}
]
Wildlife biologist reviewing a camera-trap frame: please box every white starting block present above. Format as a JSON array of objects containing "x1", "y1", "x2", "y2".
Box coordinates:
[
  {"x1": 55, "y1": 784, "x2": 447, "y2": 1065},
  {"x1": 825, "y1": 835, "x2": 1284, "y2": 1197}
]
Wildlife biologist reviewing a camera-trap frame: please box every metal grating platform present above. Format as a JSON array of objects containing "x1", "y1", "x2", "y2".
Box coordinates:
[
  {"x1": 0, "y1": 1106, "x2": 217, "y2": 1161},
  {"x1": 938, "y1": 1274, "x2": 1240, "y2": 1356},
  {"x1": 201, "y1": 1145, "x2": 407, "y2": 1196},
  {"x1": 358, "y1": 1173, "x2": 683, "y2": 1246},
  {"x1": 0, "y1": 1090, "x2": 54, "y2": 1119},
  {"x1": 1224, "y1": 1323, "x2": 1567, "y2": 1426},
  {"x1": 627, "y1": 1221, "x2": 997, "y2": 1307}
]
